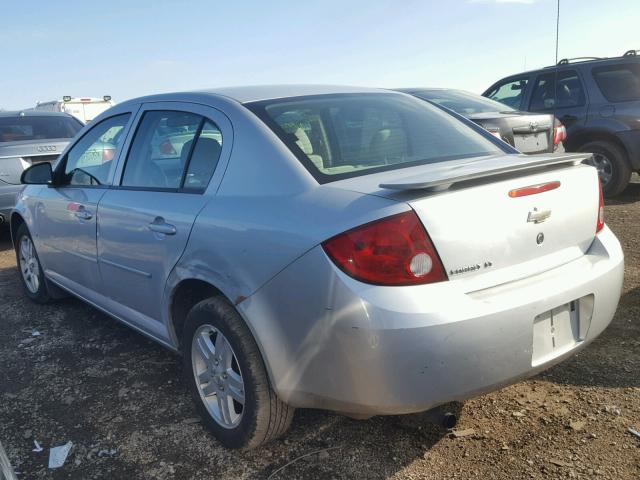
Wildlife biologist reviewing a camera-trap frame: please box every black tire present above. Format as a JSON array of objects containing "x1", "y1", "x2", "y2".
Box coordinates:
[
  {"x1": 14, "y1": 223, "x2": 52, "y2": 304},
  {"x1": 182, "y1": 297, "x2": 294, "y2": 449},
  {"x1": 579, "y1": 140, "x2": 631, "y2": 197}
]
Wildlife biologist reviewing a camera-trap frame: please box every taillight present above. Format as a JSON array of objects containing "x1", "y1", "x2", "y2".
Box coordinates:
[
  {"x1": 553, "y1": 121, "x2": 567, "y2": 145},
  {"x1": 484, "y1": 127, "x2": 502, "y2": 140},
  {"x1": 596, "y1": 176, "x2": 605, "y2": 233},
  {"x1": 322, "y1": 211, "x2": 447, "y2": 286}
]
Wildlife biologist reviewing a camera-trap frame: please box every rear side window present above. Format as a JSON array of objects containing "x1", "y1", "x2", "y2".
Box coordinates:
[
  {"x1": 248, "y1": 93, "x2": 502, "y2": 182},
  {"x1": 121, "y1": 111, "x2": 222, "y2": 191},
  {"x1": 184, "y1": 121, "x2": 223, "y2": 191},
  {"x1": 593, "y1": 64, "x2": 640, "y2": 102},
  {"x1": 414, "y1": 89, "x2": 515, "y2": 115},
  {"x1": 484, "y1": 78, "x2": 528, "y2": 109},
  {"x1": 0, "y1": 116, "x2": 81, "y2": 143},
  {"x1": 529, "y1": 70, "x2": 585, "y2": 110}
]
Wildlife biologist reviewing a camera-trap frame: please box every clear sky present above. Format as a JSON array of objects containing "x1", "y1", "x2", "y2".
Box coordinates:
[{"x1": 2, "y1": 0, "x2": 638, "y2": 109}]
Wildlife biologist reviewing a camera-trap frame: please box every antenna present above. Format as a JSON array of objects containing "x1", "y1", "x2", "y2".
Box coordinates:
[
  {"x1": 553, "y1": 0, "x2": 560, "y2": 134},
  {"x1": 555, "y1": 0, "x2": 560, "y2": 65}
]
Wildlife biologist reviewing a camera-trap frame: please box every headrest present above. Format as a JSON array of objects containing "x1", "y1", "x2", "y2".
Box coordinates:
[{"x1": 293, "y1": 128, "x2": 313, "y2": 155}]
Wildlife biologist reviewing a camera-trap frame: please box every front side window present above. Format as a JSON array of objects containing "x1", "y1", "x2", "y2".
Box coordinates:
[
  {"x1": 0, "y1": 115, "x2": 82, "y2": 143},
  {"x1": 121, "y1": 111, "x2": 222, "y2": 190},
  {"x1": 484, "y1": 78, "x2": 529, "y2": 109},
  {"x1": 593, "y1": 63, "x2": 640, "y2": 102},
  {"x1": 249, "y1": 93, "x2": 503, "y2": 182},
  {"x1": 529, "y1": 70, "x2": 585, "y2": 110},
  {"x1": 61, "y1": 114, "x2": 130, "y2": 186}
]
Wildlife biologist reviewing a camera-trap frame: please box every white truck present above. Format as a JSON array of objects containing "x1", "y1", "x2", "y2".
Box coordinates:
[{"x1": 34, "y1": 96, "x2": 115, "y2": 124}]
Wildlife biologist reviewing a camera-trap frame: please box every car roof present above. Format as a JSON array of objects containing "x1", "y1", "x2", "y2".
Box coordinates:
[
  {"x1": 0, "y1": 110, "x2": 75, "y2": 118},
  {"x1": 117, "y1": 85, "x2": 395, "y2": 108},
  {"x1": 198, "y1": 84, "x2": 389, "y2": 103},
  {"x1": 395, "y1": 88, "x2": 466, "y2": 94},
  {"x1": 492, "y1": 52, "x2": 640, "y2": 81}
]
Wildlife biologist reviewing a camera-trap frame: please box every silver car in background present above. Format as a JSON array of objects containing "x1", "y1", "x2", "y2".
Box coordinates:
[
  {"x1": 12, "y1": 86, "x2": 623, "y2": 449},
  {"x1": 0, "y1": 111, "x2": 82, "y2": 224}
]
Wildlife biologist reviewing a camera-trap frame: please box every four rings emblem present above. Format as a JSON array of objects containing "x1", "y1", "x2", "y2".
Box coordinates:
[{"x1": 36, "y1": 145, "x2": 57, "y2": 152}]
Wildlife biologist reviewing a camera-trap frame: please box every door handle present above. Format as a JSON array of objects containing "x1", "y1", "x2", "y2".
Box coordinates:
[
  {"x1": 68, "y1": 203, "x2": 93, "y2": 220},
  {"x1": 561, "y1": 114, "x2": 577, "y2": 123},
  {"x1": 148, "y1": 217, "x2": 177, "y2": 236}
]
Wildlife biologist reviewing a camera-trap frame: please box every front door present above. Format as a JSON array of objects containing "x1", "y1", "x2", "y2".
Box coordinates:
[
  {"x1": 36, "y1": 113, "x2": 133, "y2": 294},
  {"x1": 96, "y1": 104, "x2": 229, "y2": 337},
  {"x1": 484, "y1": 76, "x2": 531, "y2": 110}
]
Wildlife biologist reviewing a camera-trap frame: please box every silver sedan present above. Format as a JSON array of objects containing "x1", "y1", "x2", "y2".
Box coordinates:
[
  {"x1": 12, "y1": 86, "x2": 623, "y2": 449},
  {"x1": 0, "y1": 111, "x2": 82, "y2": 225}
]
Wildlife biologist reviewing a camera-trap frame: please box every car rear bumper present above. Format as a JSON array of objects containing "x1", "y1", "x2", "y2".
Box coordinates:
[
  {"x1": 242, "y1": 226, "x2": 623, "y2": 415},
  {"x1": 0, "y1": 184, "x2": 22, "y2": 224}
]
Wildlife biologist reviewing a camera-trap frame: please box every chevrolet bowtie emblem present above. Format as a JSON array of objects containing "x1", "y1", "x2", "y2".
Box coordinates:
[{"x1": 527, "y1": 207, "x2": 551, "y2": 224}]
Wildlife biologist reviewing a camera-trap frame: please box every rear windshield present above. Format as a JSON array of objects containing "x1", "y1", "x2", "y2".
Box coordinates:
[
  {"x1": 412, "y1": 89, "x2": 515, "y2": 115},
  {"x1": 248, "y1": 93, "x2": 503, "y2": 182},
  {"x1": 592, "y1": 63, "x2": 640, "y2": 102},
  {"x1": 0, "y1": 115, "x2": 82, "y2": 143}
]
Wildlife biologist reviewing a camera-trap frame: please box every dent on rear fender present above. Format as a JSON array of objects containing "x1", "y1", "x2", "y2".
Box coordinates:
[{"x1": 234, "y1": 245, "x2": 375, "y2": 400}]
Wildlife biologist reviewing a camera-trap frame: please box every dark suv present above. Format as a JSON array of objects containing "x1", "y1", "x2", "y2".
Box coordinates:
[{"x1": 483, "y1": 50, "x2": 640, "y2": 196}]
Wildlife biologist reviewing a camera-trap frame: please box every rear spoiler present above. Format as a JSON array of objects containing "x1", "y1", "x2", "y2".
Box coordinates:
[{"x1": 379, "y1": 153, "x2": 592, "y2": 191}]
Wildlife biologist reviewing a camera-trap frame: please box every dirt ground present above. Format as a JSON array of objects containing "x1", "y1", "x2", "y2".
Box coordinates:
[{"x1": 0, "y1": 183, "x2": 638, "y2": 480}]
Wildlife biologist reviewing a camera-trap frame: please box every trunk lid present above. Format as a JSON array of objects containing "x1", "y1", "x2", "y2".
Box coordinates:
[
  {"x1": 469, "y1": 112, "x2": 554, "y2": 154},
  {"x1": 0, "y1": 139, "x2": 68, "y2": 184},
  {"x1": 332, "y1": 152, "x2": 599, "y2": 289}
]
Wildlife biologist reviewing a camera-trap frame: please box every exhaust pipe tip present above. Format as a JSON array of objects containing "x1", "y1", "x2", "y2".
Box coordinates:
[
  {"x1": 442, "y1": 412, "x2": 458, "y2": 429},
  {"x1": 422, "y1": 406, "x2": 459, "y2": 429}
]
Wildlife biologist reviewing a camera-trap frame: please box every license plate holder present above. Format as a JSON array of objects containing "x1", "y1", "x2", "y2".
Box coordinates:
[
  {"x1": 532, "y1": 300, "x2": 586, "y2": 366},
  {"x1": 514, "y1": 132, "x2": 548, "y2": 152}
]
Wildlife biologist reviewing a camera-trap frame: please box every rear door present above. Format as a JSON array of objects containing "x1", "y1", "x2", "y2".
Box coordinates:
[
  {"x1": 96, "y1": 102, "x2": 231, "y2": 334},
  {"x1": 528, "y1": 69, "x2": 588, "y2": 136},
  {"x1": 82, "y1": 101, "x2": 113, "y2": 123},
  {"x1": 61, "y1": 102, "x2": 86, "y2": 123},
  {"x1": 590, "y1": 62, "x2": 640, "y2": 124}
]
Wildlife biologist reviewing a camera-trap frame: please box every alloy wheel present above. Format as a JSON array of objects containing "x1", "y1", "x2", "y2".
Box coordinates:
[
  {"x1": 19, "y1": 236, "x2": 40, "y2": 294},
  {"x1": 592, "y1": 153, "x2": 613, "y2": 187},
  {"x1": 191, "y1": 324, "x2": 245, "y2": 429}
]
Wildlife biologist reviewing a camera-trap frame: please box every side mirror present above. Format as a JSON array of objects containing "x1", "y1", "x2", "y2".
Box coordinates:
[{"x1": 21, "y1": 162, "x2": 53, "y2": 185}]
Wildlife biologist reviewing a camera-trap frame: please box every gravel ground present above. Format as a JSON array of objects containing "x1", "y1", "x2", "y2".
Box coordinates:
[{"x1": 0, "y1": 182, "x2": 638, "y2": 480}]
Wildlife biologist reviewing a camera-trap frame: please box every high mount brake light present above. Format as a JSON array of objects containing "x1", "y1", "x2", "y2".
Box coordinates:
[
  {"x1": 508, "y1": 181, "x2": 561, "y2": 198},
  {"x1": 322, "y1": 211, "x2": 448, "y2": 286}
]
